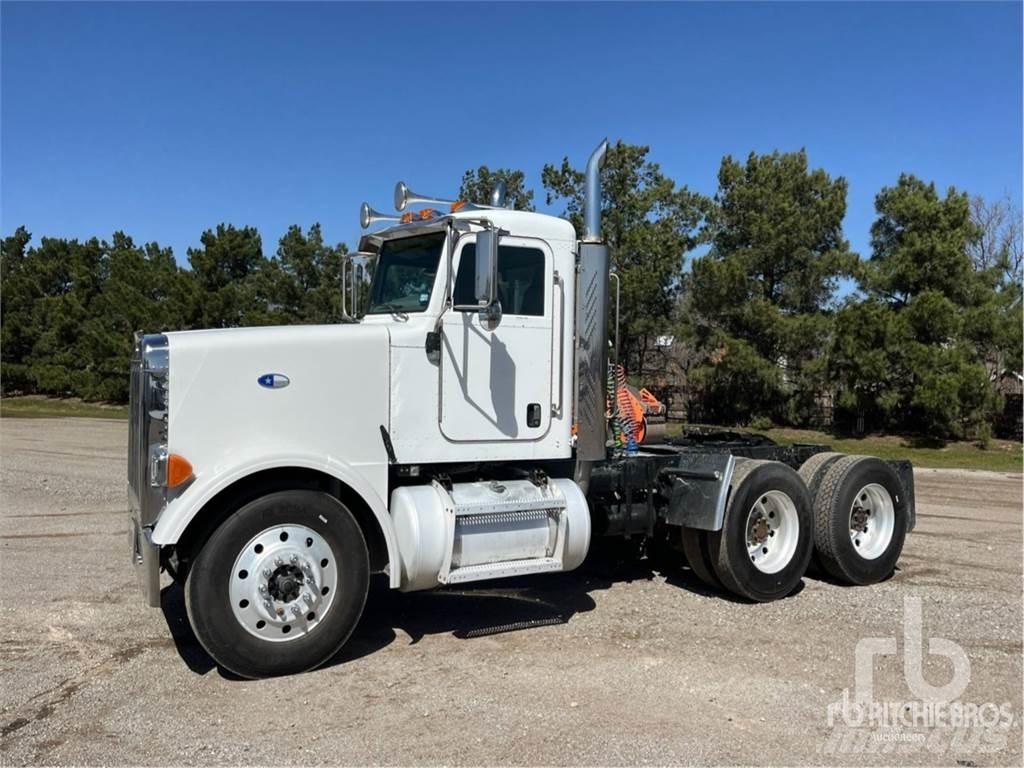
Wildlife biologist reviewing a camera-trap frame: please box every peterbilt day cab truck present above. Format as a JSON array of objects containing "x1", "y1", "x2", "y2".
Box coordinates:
[{"x1": 128, "y1": 140, "x2": 915, "y2": 678}]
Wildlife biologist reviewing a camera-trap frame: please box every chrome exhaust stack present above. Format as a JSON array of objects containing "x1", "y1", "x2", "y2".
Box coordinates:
[
  {"x1": 575, "y1": 139, "x2": 611, "y2": 479},
  {"x1": 583, "y1": 139, "x2": 609, "y2": 242},
  {"x1": 490, "y1": 180, "x2": 507, "y2": 208}
]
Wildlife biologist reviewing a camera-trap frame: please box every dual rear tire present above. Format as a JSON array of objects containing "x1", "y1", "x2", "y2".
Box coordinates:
[
  {"x1": 681, "y1": 454, "x2": 910, "y2": 600},
  {"x1": 682, "y1": 460, "x2": 814, "y2": 602},
  {"x1": 808, "y1": 455, "x2": 908, "y2": 585}
]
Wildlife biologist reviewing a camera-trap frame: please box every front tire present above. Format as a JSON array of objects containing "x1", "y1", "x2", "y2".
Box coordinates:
[{"x1": 185, "y1": 490, "x2": 369, "y2": 678}]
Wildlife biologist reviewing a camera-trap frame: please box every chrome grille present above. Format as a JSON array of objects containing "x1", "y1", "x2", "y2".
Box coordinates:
[{"x1": 128, "y1": 332, "x2": 169, "y2": 527}]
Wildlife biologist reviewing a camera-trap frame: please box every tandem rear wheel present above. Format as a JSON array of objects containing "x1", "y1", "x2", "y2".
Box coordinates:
[
  {"x1": 184, "y1": 489, "x2": 370, "y2": 679},
  {"x1": 682, "y1": 459, "x2": 814, "y2": 602},
  {"x1": 680, "y1": 453, "x2": 911, "y2": 600},
  {"x1": 805, "y1": 455, "x2": 909, "y2": 586}
]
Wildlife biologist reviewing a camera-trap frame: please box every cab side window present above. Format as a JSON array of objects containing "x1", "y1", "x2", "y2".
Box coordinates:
[{"x1": 453, "y1": 244, "x2": 546, "y2": 316}]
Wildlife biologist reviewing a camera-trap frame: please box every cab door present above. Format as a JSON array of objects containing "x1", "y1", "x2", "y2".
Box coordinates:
[{"x1": 440, "y1": 236, "x2": 553, "y2": 442}]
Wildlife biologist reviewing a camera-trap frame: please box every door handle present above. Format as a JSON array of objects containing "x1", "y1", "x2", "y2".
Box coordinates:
[{"x1": 527, "y1": 403, "x2": 542, "y2": 428}]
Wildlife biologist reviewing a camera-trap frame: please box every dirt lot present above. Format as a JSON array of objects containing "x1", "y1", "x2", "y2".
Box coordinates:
[{"x1": 1, "y1": 418, "x2": 1021, "y2": 766}]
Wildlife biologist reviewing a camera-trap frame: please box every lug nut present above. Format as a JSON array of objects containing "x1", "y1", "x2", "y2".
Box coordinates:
[
  {"x1": 289, "y1": 554, "x2": 298, "y2": 564},
  {"x1": 262, "y1": 568, "x2": 272, "y2": 579},
  {"x1": 274, "y1": 557, "x2": 283, "y2": 566},
  {"x1": 303, "y1": 592, "x2": 313, "y2": 604}
]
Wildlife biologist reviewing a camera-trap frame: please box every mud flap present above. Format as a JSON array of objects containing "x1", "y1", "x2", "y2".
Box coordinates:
[
  {"x1": 890, "y1": 460, "x2": 916, "y2": 531},
  {"x1": 661, "y1": 454, "x2": 736, "y2": 531}
]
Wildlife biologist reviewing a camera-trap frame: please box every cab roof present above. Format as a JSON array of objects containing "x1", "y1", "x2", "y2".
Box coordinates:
[{"x1": 358, "y1": 207, "x2": 577, "y2": 253}]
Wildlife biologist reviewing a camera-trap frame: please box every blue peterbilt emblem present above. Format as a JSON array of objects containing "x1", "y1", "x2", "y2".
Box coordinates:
[{"x1": 257, "y1": 373, "x2": 290, "y2": 389}]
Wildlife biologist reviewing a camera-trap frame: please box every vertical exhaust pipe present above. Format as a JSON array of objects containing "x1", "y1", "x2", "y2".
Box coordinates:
[
  {"x1": 583, "y1": 139, "x2": 609, "y2": 242},
  {"x1": 490, "y1": 180, "x2": 507, "y2": 208},
  {"x1": 575, "y1": 139, "x2": 612, "y2": 479}
]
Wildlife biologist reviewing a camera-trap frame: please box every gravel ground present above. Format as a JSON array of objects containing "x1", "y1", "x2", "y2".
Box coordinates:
[{"x1": 1, "y1": 418, "x2": 1021, "y2": 766}]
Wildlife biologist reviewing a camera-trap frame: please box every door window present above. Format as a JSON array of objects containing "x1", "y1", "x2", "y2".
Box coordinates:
[{"x1": 453, "y1": 244, "x2": 546, "y2": 316}]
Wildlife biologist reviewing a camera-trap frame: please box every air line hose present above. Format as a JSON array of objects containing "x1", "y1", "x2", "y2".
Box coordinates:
[{"x1": 609, "y1": 363, "x2": 639, "y2": 454}]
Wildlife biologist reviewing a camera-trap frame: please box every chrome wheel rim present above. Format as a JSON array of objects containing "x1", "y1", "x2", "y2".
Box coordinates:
[
  {"x1": 229, "y1": 524, "x2": 338, "y2": 642},
  {"x1": 849, "y1": 483, "x2": 895, "y2": 560},
  {"x1": 745, "y1": 490, "x2": 799, "y2": 574}
]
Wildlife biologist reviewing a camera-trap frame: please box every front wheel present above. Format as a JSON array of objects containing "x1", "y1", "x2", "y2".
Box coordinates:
[{"x1": 185, "y1": 490, "x2": 369, "y2": 678}]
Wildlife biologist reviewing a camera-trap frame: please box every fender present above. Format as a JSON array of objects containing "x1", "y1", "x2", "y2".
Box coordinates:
[{"x1": 150, "y1": 452, "x2": 401, "y2": 588}]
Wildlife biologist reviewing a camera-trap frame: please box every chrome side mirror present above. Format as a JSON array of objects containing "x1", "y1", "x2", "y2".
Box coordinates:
[{"x1": 475, "y1": 229, "x2": 499, "y2": 307}]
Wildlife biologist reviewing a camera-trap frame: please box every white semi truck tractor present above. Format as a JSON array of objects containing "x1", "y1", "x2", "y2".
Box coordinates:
[{"x1": 128, "y1": 140, "x2": 915, "y2": 678}]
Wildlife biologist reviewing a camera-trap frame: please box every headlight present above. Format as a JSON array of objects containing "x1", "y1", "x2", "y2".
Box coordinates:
[
  {"x1": 142, "y1": 346, "x2": 193, "y2": 490},
  {"x1": 147, "y1": 371, "x2": 168, "y2": 488}
]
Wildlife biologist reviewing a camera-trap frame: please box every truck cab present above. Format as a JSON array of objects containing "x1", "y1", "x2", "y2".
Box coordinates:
[{"x1": 361, "y1": 208, "x2": 577, "y2": 464}]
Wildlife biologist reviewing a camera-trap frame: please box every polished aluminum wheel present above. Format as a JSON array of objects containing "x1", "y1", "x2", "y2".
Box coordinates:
[
  {"x1": 745, "y1": 490, "x2": 800, "y2": 574},
  {"x1": 849, "y1": 483, "x2": 895, "y2": 559},
  {"x1": 229, "y1": 524, "x2": 338, "y2": 642}
]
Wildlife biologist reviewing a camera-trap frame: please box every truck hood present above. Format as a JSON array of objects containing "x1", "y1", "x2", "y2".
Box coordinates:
[{"x1": 164, "y1": 323, "x2": 393, "y2": 497}]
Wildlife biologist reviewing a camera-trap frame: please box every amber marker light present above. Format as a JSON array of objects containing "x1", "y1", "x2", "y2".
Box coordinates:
[{"x1": 166, "y1": 454, "x2": 193, "y2": 487}]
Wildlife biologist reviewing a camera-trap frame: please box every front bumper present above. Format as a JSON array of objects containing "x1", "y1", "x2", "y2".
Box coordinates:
[{"x1": 129, "y1": 512, "x2": 161, "y2": 607}]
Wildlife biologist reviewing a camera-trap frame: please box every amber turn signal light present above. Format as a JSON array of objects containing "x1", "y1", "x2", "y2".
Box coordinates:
[{"x1": 166, "y1": 454, "x2": 193, "y2": 487}]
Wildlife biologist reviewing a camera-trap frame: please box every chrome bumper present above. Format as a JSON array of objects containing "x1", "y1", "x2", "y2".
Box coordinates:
[{"x1": 129, "y1": 512, "x2": 161, "y2": 607}]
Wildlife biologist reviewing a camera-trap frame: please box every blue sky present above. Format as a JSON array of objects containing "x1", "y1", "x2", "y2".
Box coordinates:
[{"x1": 2, "y1": 2, "x2": 1021, "y2": 272}]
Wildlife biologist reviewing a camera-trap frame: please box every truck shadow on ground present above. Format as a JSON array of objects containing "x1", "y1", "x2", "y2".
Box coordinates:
[{"x1": 158, "y1": 551, "x2": 793, "y2": 679}]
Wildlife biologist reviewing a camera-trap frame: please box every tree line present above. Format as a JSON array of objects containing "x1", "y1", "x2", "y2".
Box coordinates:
[{"x1": 2, "y1": 142, "x2": 1020, "y2": 440}]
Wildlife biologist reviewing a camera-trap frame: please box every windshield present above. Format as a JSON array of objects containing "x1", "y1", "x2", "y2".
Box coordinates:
[{"x1": 366, "y1": 232, "x2": 446, "y2": 314}]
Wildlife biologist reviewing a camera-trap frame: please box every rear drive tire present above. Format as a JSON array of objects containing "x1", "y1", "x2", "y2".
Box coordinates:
[
  {"x1": 707, "y1": 460, "x2": 814, "y2": 602},
  {"x1": 680, "y1": 528, "x2": 723, "y2": 589},
  {"x1": 812, "y1": 456, "x2": 908, "y2": 586},
  {"x1": 185, "y1": 489, "x2": 369, "y2": 678},
  {"x1": 797, "y1": 452, "x2": 844, "y2": 573},
  {"x1": 798, "y1": 452, "x2": 845, "y2": 498}
]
